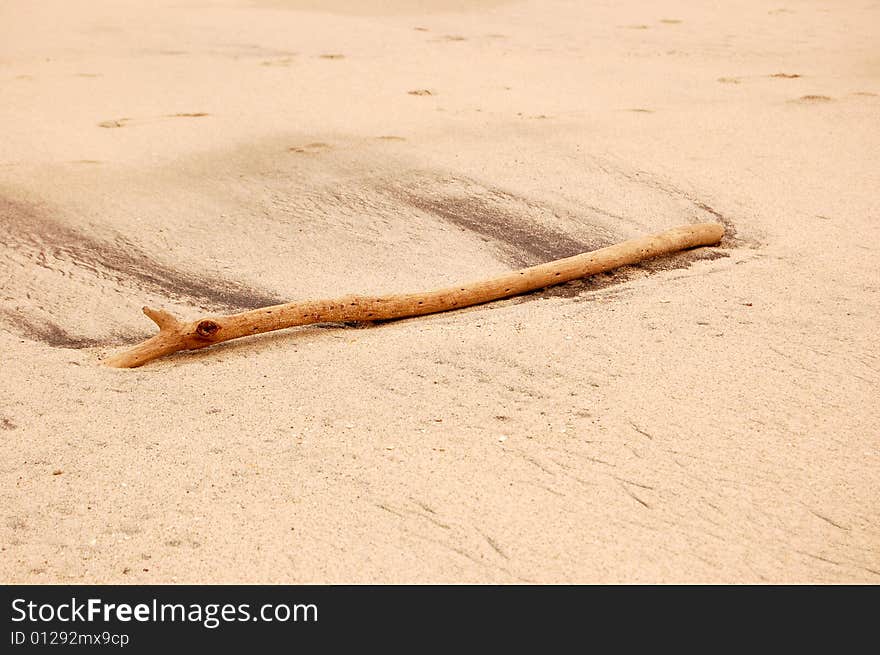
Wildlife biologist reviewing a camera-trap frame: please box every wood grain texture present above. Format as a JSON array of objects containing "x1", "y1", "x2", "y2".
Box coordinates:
[{"x1": 106, "y1": 222, "x2": 723, "y2": 367}]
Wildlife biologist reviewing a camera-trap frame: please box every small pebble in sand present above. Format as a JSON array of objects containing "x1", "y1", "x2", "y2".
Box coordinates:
[
  {"x1": 498, "y1": 435, "x2": 508, "y2": 443},
  {"x1": 52, "y1": 469, "x2": 62, "y2": 475}
]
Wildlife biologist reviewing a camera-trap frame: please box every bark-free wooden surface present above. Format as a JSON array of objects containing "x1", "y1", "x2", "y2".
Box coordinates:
[{"x1": 106, "y1": 222, "x2": 723, "y2": 368}]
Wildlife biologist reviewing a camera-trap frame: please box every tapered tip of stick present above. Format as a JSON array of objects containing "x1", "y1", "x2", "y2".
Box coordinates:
[{"x1": 705, "y1": 222, "x2": 725, "y2": 243}]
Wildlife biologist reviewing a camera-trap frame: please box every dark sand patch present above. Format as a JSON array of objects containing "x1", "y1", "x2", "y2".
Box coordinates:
[
  {"x1": 0, "y1": 310, "x2": 100, "y2": 349},
  {"x1": 0, "y1": 196, "x2": 283, "y2": 347},
  {"x1": 384, "y1": 175, "x2": 606, "y2": 267},
  {"x1": 380, "y1": 171, "x2": 734, "y2": 301}
]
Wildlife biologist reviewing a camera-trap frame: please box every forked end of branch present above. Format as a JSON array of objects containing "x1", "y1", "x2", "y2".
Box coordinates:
[{"x1": 104, "y1": 307, "x2": 189, "y2": 368}]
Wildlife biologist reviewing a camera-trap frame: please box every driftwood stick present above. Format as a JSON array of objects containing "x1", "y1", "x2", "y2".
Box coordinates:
[{"x1": 105, "y1": 222, "x2": 724, "y2": 368}]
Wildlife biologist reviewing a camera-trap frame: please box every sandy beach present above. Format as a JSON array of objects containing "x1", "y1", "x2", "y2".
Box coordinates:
[{"x1": 1, "y1": 0, "x2": 878, "y2": 582}]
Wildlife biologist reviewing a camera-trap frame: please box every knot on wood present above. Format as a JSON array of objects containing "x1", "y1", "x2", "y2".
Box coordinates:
[{"x1": 195, "y1": 320, "x2": 221, "y2": 339}]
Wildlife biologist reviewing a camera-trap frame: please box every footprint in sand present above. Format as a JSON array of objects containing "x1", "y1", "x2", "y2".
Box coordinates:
[
  {"x1": 98, "y1": 113, "x2": 210, "y2": 128},
  {"x1": 98, "y1": 118, "x2": 131, "y2": 128},
  {"x1": 288, "y1": 142, "x2": 332, "y2": 154},
  {"x1": 719, "y1": 73, "x2": 803, "y2": 85},
  {"x1": 260, "y1": 57, "x2": 295, "y2": 67},
  {"x1": 794, "y1": 95, "x2": 833, "y2": 103}
]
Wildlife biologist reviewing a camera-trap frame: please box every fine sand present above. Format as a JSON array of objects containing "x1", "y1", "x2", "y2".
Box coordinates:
[{"x1": 1, "y1": 0, "x2": 878, "y2": 583}]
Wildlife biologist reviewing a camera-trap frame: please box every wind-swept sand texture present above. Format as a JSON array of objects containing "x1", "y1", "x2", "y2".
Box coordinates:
[{"x1": 1, "y1": 0, "x2": 878, "y2": 582}]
